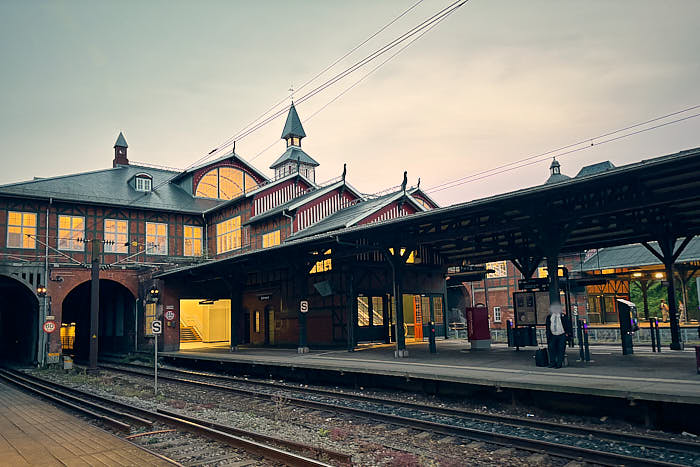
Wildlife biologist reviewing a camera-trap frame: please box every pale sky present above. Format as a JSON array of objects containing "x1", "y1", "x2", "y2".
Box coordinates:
[{"x1": 1, "y1": 1, "x2": 699, "y2": 206}]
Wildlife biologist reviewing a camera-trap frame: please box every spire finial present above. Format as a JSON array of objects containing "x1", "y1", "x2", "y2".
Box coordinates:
[
  {"x1": 342, "y1": 163, "x2": 347, "y2": 181},
  {"x1": 288, "y1": 84, "x2": 294, "y2": 103},
  {"x1": 401, "y1": 171, "x2": 408, "y2": 193},
  {"x1": 417, "y1": 177, "x2": 421, "y2": 189}
]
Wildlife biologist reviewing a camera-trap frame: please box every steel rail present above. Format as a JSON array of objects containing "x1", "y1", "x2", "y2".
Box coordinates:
[
  {"x1": 4, "y1": 368, "x2": 340, "y2": 467},
  {"x1": 115, "y1": 362, "x2": 700, "y2": 453},
  {"x1": 0, "y1": 370, "x2": 133, "y2": 433},
  {"x1": 101, "y1": 362, "x2": 696, "y2": 467}
]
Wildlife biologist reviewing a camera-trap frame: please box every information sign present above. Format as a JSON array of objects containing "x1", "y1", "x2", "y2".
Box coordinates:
[
  {"x1": 151, "y1": 320, "x2": 162, "y2": 335},
  {"x1": 300, "y1": 300, "x2": 309, "y2": 313}
]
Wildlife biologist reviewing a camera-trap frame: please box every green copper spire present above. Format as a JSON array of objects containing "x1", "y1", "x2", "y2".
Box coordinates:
[
  {"x1": 114, "y1": 132, "x2": 128, "y2": 148},
  {"x1": 281, "y1": 103, "x2": 306, "y2": 140}
]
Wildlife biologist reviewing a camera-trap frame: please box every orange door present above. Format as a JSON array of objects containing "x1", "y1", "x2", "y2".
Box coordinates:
[{"x1": 413, "y1": 295, "x2": 423, "y2": 339}]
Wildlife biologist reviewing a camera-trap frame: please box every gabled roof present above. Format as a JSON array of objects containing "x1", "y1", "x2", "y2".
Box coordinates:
[
  {"x1": 0, "y1": 165, "x2": 222, "y2": 213},
  {"x1": 576, "y1": 161, "x2": 616, "y2": 178},
  {"x1": 291, "y1": 190, "x2": 426, "y2": 239},
  {"x1": 269, "y1": 146, "x2": 319, "y2": 169},
  {"x1": 581, "y1": 238, "x2": 700, "y2": 271},
  {"x1": 171, "y1": 150, "x2": 270, "y2": 184},
  {"x1": 245, "y1": 179, "x2": 363, "y2": 224},
  {"x1": 408, "y1": 187, "x2": 440, "y2": 208},
  {"x1": 281, "y1": 103, "x2": 306, "y2": 139},
  {"x1": 114, "y1": 132, "x2": 128, "y2": 148}
]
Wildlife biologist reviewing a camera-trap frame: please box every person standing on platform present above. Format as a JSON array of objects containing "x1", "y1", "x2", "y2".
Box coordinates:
[
  {"x1": 660, "y1": 299, "x2": 669, "y2": 322},
  {"x1": 546, "y1": 305, "x2": 571, "y2": 368},
  {"x1": 678, "y1": 301, "x2": 685, "y2": 322}
]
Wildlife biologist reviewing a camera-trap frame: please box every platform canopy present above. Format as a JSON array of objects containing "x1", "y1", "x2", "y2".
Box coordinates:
[{"x1": 158, "y1": 146, "x2": 700, "y2": 279}]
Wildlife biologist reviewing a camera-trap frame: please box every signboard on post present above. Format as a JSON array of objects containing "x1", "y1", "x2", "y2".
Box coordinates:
[
  {"x1": 300, "y1": 300, "x2": 309, "y2": 314},
  {"x1": 151, "y1": 320, "x2": 161, "y2": 395},
  {"x1": 43, "y1": 320, "x2": 57, "y2": 333}
]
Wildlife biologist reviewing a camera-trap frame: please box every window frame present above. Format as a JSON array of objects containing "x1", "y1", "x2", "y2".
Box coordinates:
[
  {"x1": 493, "y1": 306, "x2": 502, "y2": 323},
  {"x1": 262, "y1": 229, "x2": 281, "y2": 248},
  {"x1": 135, "y1": 175, "x2": 152, "y2": 192},
  {"x1": 216, "y1": 216, "x2": 241, "y2": 254},
  {"x1": 486, "y1": 260, "x2": 508, "y2": 278},
  {"x1": 58, "y1": 214, "x2": 85, "y2": 251},
  {"x1": 104, "y1": 219, "x2": 129, "y2": 254},
  {"x1": 145, "y1": 221, "x2": 168, "y2": 256},
  {"x1": 7, "y1": 211, "x2": 37, "y2": 249},
  {"x1": 183, "y1": 225, "x2": 203, "y2": 257}
]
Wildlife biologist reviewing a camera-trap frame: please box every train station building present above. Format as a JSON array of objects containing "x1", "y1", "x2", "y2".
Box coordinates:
[{"x1": 1, "y1": 102, "x2": 699, "y2": 366}]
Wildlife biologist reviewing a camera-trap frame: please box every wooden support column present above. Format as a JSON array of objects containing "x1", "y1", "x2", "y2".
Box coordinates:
[
  {"x1": 676, "y1": 264, "x2": 700, "y2": 323},
  {"x1": 634, "y1": 279, "x2": 651, "y2": 319},
  {"x1": 385, "y1": 247, "x2": 412, "y2": 358},
  {"x1": 346, "y1": 270, "x2": 355, "y2": 352},
  {"x1": 223, "y1": 273, "x2": 244, "y2": 351},
  {"x1": 643, "y1": 235, "x2": 694, "y2": 350}
]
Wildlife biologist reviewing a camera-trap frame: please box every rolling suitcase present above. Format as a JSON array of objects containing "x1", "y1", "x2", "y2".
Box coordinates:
[{"x1": 535, "y1": 348, "x2": 549, "y2": 367}]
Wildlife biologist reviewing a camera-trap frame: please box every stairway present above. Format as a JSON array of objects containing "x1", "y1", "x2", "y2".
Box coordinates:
[{"x1": 180, "y1": 326, "x2": 202, "y2": 343}]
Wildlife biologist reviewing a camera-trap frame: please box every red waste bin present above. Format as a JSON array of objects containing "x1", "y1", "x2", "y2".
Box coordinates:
[{"x1": 466, "y1": 306, "x2": 491, "y2": 350}]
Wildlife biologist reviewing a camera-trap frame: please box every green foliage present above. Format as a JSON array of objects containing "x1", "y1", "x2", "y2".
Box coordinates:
[
  {"x1": 630, "y1": 278, "x2": 698, "y2": 320},
  {"x1": 318, "y1": 427, "x2": 329, "y2": 437}
]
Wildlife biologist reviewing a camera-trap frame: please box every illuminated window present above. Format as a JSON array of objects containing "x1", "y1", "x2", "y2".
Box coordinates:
[
  {"x1": 388, "y1": 247, "x2": 416, "y2": 263},
  {"x1": 357, "y1": 297, "x2": 370, "y2": 327},
  {"x1": 216, "y1": 216, "x2": 241, "y2": 253},
  {"x1": 195, "y1": 167, "x2": 259, "y2": 199},
  {"x1": 372, "y1": 297, "x2": 384, "y2": 326},
  {"x1": 146, "y1": 222, "x2": 168, "y2": 255},
  {"x1": 135, "y1": 174, "x2": 152, "y2": 192},
  {"x1": 287, "y1": 137, "x2": 301, "y2": 147},
  {"x1": 262, "y1": 229, "x2": 281, "y2": 248},
  {"x1": 432, "y1": 296, "x2": 444, "y2": 323},
  {"x1": 184, "y1": 225, "x2": 203, "y2": 256},
  {"x1": 104, "y1": 219, "x2": 128, "y2": 253},
  {"x1": 538, "y1": 266, "x2": 565, "y2": 278},
  {"x1": 58, "y1": 215, "x2": 84, "y2": 251},
  {"x1": 7, "y1": 211, "x2": 36, "y2": 249},
  {"x1": 145, "y1": 303, "x2": 157, "y2": 336},
  {"x1": 487, "y1": 261, "x2": 508, "y2": 278},
  {"x1": 415, "y1": 197, "x2": 431, "y2": 209},
  {"x1": 309, "y1": 249, "x2": 332, "y2": 274},
  {"x1": 493, "y1": 306, "x2": 501, "y2": 323},
  {"x1": 255, "y1": 310, "x2": 261, "y2": 333}
]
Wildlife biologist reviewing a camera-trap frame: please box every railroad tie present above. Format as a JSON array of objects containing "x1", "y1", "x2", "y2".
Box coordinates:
[
  {"x1": 437, "y1": 436, "x2": 456, "y2": 444},
  {"x1": 415, "y1": 432, "x2": 432, "y2": 440},
  {"x1": 493, "y1": 447, "x2": 515, "y2": 457},
  {"x1": 466, "y1": 442, "x2": 484, "y2": 450}
]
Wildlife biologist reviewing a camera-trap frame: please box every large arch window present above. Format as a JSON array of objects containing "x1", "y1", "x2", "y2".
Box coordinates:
[{"x1": 195, "y1": 167, "x2": 259, "y2": 200}]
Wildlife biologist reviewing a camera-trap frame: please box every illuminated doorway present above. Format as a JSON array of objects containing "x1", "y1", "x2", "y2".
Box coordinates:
[{"x1": 179, "y1": 299, "x2": 231, "y2": 349}]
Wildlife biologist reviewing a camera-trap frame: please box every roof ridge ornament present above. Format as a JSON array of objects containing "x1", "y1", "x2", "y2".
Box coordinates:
[{"x1": 401, "y1": 171, "x2": 408, "y2": 193}]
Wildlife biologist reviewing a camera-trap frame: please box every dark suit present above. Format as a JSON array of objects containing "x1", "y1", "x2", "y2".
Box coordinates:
[{"x1": 546, "y1": 313, "x2": 572, "y2": 368}]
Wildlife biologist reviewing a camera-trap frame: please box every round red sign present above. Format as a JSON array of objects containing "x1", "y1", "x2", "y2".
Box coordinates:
[
  {"x1": 43, "y1": 320, "x2": 57, "y2": 333},
  {"x1": 164, "y1": 310, "x2": 175, "y2": 321}
]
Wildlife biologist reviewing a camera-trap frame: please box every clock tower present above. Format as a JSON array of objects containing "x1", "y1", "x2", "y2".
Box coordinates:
[{"x1": 113, "y1": 132, "x2": 129, "y2": 167}]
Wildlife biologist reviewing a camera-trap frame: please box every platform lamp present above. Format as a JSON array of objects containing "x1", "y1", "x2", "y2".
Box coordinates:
[{"x1": 36, "y1": 285, "x2": 47, "y2": 297}]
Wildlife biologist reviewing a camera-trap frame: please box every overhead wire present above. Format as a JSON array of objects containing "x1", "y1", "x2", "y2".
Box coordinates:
[
  {"x1": 425, "y1": 104, "x2": 700, "y2": 192},
  {"x1": 425, "y1": 110, "x2": 700, "y2": 195},
  {"x1": 147, "y1": 0, "x2": 468, "y2": 196},
  {"x1": 249, "y1": 0, "x2": 454, "y2": 164}
]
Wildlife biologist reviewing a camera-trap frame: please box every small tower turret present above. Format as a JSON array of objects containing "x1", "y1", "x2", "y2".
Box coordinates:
[
  {"x1": 113, "y1": 132, "x2": 129, "y2": 167},
  {"x1": 270, "y1": 104, "x2": 319, "y2": 181}
]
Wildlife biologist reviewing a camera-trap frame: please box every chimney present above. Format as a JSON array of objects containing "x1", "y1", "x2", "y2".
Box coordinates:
[{"x1": 113, "y1": 132, "x2": 129, "y2": 167}]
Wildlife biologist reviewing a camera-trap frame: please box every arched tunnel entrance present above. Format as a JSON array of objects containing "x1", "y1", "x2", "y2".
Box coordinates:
[
  {"x1": 62, "y1": 280, "x2": 135, "y2": 360},
  {"x1": 0, "y1": 275, "x2": 39, "y2": 365}
]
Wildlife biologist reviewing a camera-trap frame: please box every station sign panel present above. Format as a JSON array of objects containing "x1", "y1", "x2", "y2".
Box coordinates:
[
  {"x1": 151, "y1": 320, "x2": 162, "y2": 335},
  {"x1": 513, "y1": 291, "x2": 550, "y2": 326},
  {"x1": 300, "y1": 300, "x2": 309, "y2": 314}
]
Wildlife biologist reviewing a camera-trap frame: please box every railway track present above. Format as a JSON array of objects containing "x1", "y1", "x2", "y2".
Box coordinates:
[
  {"x1": 0, "y1": 368, "x2": 348, "y2": 467},
  {"x1": 99, "y1": 360, "x2": 700, "y2": 467}
]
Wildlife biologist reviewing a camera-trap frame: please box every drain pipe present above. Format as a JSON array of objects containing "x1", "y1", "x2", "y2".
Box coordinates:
[
  {"x1": 41, "y1": 198, "x2": 52, "y2": 366},
  {"x1": 282, "y1": 210, "x2": 293, "y2": 237}
]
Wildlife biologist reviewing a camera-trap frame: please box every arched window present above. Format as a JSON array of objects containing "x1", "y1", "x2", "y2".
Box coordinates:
[
  {"x1": 134, "y1": 173, "x2": 152, "y2": 192},
  {"x1": 195, "y1": 167, "x2": 259, "y2": 199}
]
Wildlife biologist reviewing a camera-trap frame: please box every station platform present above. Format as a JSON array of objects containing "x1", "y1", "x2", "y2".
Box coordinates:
[
  {"x1": 0, "y1": 380, "x2": 172, "y2": 466},
  {"x1": 162, "y1": 339, "x2": 700, "y2": 406}
]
